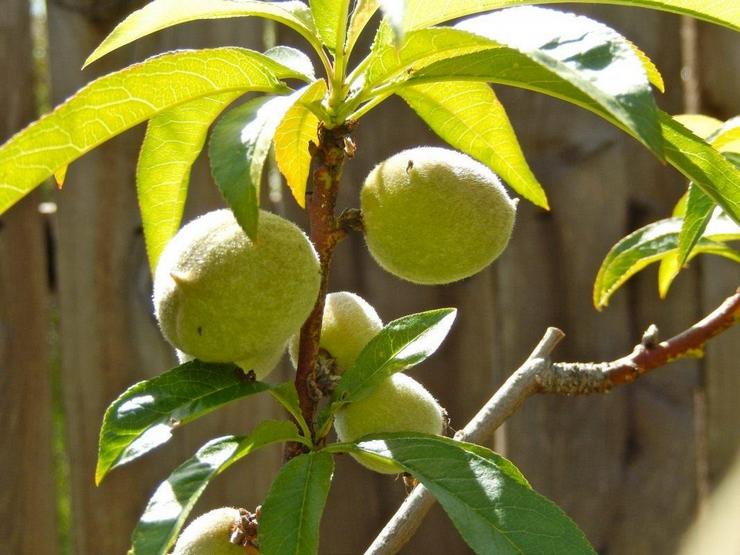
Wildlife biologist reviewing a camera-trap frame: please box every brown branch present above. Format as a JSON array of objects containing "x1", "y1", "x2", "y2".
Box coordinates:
[
  {"x1": 366, "y1": 287, "x2": 739, "y2": 555},
  {"x1": 292, "y1": 122, "x2": 356, "y2": 450},
  {"x1": 538, "y1": 288, "x2": 740, "y2": 395}
]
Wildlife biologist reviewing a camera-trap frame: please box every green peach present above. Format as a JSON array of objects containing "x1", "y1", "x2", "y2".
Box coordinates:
[
  {"x1": 289, "y1": 291, "x2": 382, "y2": 373},
  {"x1": 334, "y1": 373, "x2": 445, "y2": 474},
  {"x1": 172, "y1": 507, "x2": 244, "y2": 555},
  {"x1": 154, "y1": 209, "x2": 319, "y2": 378},
  {"x1": 361, "y1": 147, "x2": 516, "y2": 284}
]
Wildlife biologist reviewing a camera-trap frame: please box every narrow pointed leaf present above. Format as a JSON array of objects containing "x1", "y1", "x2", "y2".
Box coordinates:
[
  {"x1": 260, "y1": 452, "x2": 334, "y2": 555},
  {"x1": 658, "y1": 242, "x2": 740, "y2": 298},
  {"x1": 346, "y1": 0, "x2": 380, "y2": 55},
  {"x1": 384, "y1": 0, "x2": 740, "y2": 34},
  {"x1": 96, "y1": 360, "x2": 270, "y2": 484},
  {"x1": 455, "y1": 8, "x2": 662, "y2": 157},
  {"x1": 398, "y1": 81, "x2": 548, "y2": 208},
  {"x1": 674, "y1": 114, "x2": 723, "y2": 139},
  {"x1": 270, "y1": 381, "x2": 312, "y2": 439},
  {"x1": 274, "y1": 80, "x2": 327, "y2": 207},
  {"x1": 130, "y1": 422, "x2": 302, "y2": 555},
  {"x1": 354, "y1": 433, "x2": 596, "y2": 554},
  {"x1": 675, "y1": 184, "x2": 715, "y2": 266},
  {"x1": 331, "y1": 308, "x2": 456, "y2": 406},
  {"x1": 209, "y1": 89, "x2": 307, "y2": 238},
  {"x1": 594, "y1": 214, "x2": 740, "y2": 309},
  {"x1": 627, "y1": 39, "x2": 664, "y2": 92},
  {"x1": 408, "y1": 58, "x2": 740, "y2": 224},
  {"x1": 0, "y1": 48, "x2": 297, "y2": 215},
  {"x1": 366, "y1": 8, "x2": 662, "y2": 156},
  {"x1": 710, "y1": 116, "x2": 740, "y2": 154},
  {"x1": 138, "y1": 92, "x2": 241, "y2": 271},
  {"x1": 310, "y1": 0, "x2": 349, "y2": 52},
  {"x1": 84, "y1": 0, "x2": 320, "y2": 67},
  {"x1": 264, "y1": 45, "x2": 316, "y2": 81}
]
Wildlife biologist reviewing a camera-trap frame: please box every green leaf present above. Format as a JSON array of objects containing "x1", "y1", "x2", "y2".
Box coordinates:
[
  {"x1": 130, "y1": 421, "x2": 302, "y2": 555},
  {"x1": 594, "y1": 214, "x2": 740, "y2": 309},
  {"x1": 310, "y1": 0, "x2": 350, "y2": 52},
  {"x1": 366, "y1": 8, "x2": 662, "y2": 157},
  {"x1": 673, "y1": 114, "x2": 723, "y2": 139},
  {"x1": 96, "y1": 360, "x2": 269, "y2": 485},
  {"x1": 265, "y1": 45, "x2": 316, "y2": 82},
  {"x1": 346, "y1": 0, "x2": 380, "y2": 56},
  {"x1": 270, "y1": 381, "x2": 312, "y2": 440},
  {"x1": 455, "y1": 8, "x2": 662, "y2": 157},
  {"x1": 382, "y1": 0, "x2": 740, "y2": 34},
  {"x1": 209, "y1": 88, "x2": 308, "y2": 238},
  {"x1": 260, "y1": 452, "x2": 334, "y2": 555},
  {"x1": 274, "y1": 80, "x2": 327, "y2": 207},
  {"x1": 658, "y1": 242, "x2": 740, "y2": 298},
  {"x1": 711, "y1": 116, "x2": 740, "y2": 153},
  {"x1": 331, "y1": 309, "x2": 456, "y2": 406},
  {"x1": 398, "y1": 80, "x2": 548, "y2": 209},
  {"x1": 0, "y1": 48, "x2": 297, "y2": 216},
  {"x1": 627, "y1": 39, "x2": 664, "y2": 93},
  {"x1": 408, "y1": 58, "x2": 740, "y2": 225},
  {"x1": 675, "y1": 184, "x2": 715, "y2": 266},
  {"x1": 354, "y1": 433, "x2": 596, "y2": 555},
  {"x1": 661, "y1": 114, "x2": 740, "y2": 225},
  {"x1": 84, "y1": 0, "x2": 320, "y2": 67},
  {"x1": 137, "y1": 92, "x2": 241, "y2": 272}
]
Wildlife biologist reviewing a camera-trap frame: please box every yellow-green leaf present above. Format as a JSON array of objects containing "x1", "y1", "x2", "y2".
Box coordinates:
[
  {"x1": 274, "y1": 79, "x2": 327, "y2": 207},
  {"x1": 674, "y1": 114, "x2": 723, "y2": 139},
  {"x1": 0, "y1": 48, "x2": 296, "y2": 215},
  {"x1": 310, "y1": 0, "x2": 350, "y2": 52},
  {"x1": 398, "y1": 81, "x2": 548, "y2": 208},
  {"x1": 346, "y1": 0, "x2": 380, "y2": 56},
  {"x1": 84, "y1": 0, "x2": 320, "y2": 67},
  {"x1": 137, "y1": 92, "x2": 241, "y2": 272},
  {"x1": 383, "y1": 0, "x2": 740, "y2": 35}
]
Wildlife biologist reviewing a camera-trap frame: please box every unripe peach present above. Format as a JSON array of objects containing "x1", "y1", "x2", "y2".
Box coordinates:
[
  {"x1": 172, "y1": 507, "x2": 245, "y2": 555},
  {"x1": 361, "y1": 147, "x2": 516, "y2": 284},
  {"x1": 334, "y1": 373, "x2": 445, "y2": 474},
  {"x1": 153, "y1": 209, "x2": 319, "y2": 379},
  {"x1": 288, "y1": 291, "x2": 382, "y2": 373}
]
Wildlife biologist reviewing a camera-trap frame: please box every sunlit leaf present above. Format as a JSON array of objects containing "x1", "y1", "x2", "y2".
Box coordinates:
[
  {"x1": 137, "y1": 92, "x2": 241, "y2": 271},
  {"x1": 627, "y1": 39, "x2": 664, "y2": 93},
  {"x1": 209, "y1": 88, "x2": 310, "y2": 238},
  {"x1": 95, "y1": 360, "x2": 269, "y2": 484},
  {"x1": 84, "y1": 0, "x2": 320, "y2": 67},
  {"x1": 711, "y1": 116, "x2": 740, "y2": 154},
  {"x1": 331, "y1": 309, "x2": 456, "y2": 406},
  {"x1": 674, "y1": 114, "x2": 723, "y2": 139},
  {"x1": 346, "y1": 0, "x2": 380, "y2": 56},
  {"x1": 382, "y1": 0, "x2": 739, "y2": 35},
  {"x1": 0, "y1": 48, "x2": 297, "y2": 215},
  {"x1": 310, "y1": 0, "x2": 349, "y2": 52},
  {"x1": 675, "y1": 184, "x2": 715, "y2": 266},
  {"x1": 658, "y1": 242, "x2": 740, "y2": 298},
  {"x1": 260, "y1": 452, "x2": 334, "y2": 555},
  {"x1": 269, "y1": 381, "x2": 312, "y2": 439},
  {"x1": 366, "y1": 8, "x2": 662, "y2": 156},
  {"x1": 398, "y1": 80, "x2": 548, "y2": 208},
  {"x1": 594, "y1": 214, "x2": 740, "y2": 309},
  {"x1": 274, "y1": 80, "x2": 327, "y2": 207},
  {"x1": 265, "y1": 45, "x2": 316, "y2": 81},
  {"x1": 353, "y1": 433, "x2": 596, "y2": 554},
  {"x1": 408, "y1": 56, "x2": 740, "y2": 224},
  {"x1": 129, "y1": 421, "x2": 302, "y2": 555}
]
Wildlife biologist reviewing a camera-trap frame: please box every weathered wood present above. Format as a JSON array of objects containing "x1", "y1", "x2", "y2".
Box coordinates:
[
  {"x1": 0, "y1": 1, "x2": 57, "y2": 554},
  {"x1": 697, "y1": 22, "x2": 740, "y2": 490},
  {"x1": 45, "y1": 6, "x2": 283, "y2": 553}
]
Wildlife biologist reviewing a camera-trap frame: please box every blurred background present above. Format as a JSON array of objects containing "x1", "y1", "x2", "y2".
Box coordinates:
[{"x1": 0, "y1": 1, "x2": 738, "y2": 553}]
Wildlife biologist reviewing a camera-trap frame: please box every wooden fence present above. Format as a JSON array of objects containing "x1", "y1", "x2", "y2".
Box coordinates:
[{"x1": 0, "y1": 1, "x2": 737, "y2": 553}]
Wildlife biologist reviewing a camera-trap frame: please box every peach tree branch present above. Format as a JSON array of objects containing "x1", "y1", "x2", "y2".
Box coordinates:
[{"x1": 366, "y1": 287, "x2": 740, "y2": 555}]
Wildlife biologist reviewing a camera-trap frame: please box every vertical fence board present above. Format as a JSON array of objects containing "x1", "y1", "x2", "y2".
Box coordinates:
[
  {"x1": 697, "y1": 23, "x2": 740, "y2": 489},
  {"x1": 0, "y1": 1, "x2": 57, "y2": 553},
  {"x1": 45, "y1": 4, "x2": 282, "y2": 552}
]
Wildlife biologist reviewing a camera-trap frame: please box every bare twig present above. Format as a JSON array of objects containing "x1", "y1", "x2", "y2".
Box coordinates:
[
  {"x1": 365, "y1": 328, "x2": 564, "y2": 555},
  {"x1": 366, "y1": 288, "x2": 739, "y2": 555}
]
